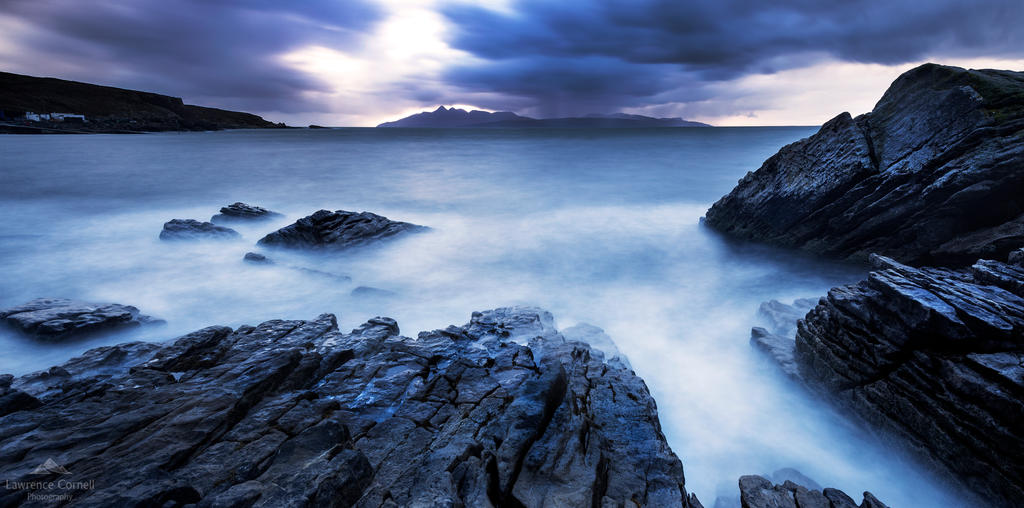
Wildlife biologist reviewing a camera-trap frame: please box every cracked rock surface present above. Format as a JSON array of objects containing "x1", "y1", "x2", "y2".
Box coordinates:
[
  {"x1": 753, "y1": 254, "x2": 1024, "y2": 506},
  {"x1": 0, "y1": 307, "x2": 698, "y2": 507},
  {"x1": 705, "y1": 63, "x2": 1024, "y2": 266},
  {"x1": 257, "y1": 209, "x2": 426, "y2": 250}
]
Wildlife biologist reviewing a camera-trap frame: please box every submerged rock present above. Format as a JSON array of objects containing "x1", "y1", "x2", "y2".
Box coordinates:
[
  {"x1": 0, "y1": 307, "x2": 697, "y2": 507},
  {"x1": 756, "y1": 254, "x2": 1024, "y2": 505},
  {"x1": 0, "y1": 298, "x2": 162, "y2": 340},
  {"x1": 210, "y1": 202, "x2": 281, "y2": 223},
  {"x1": 243, "y1": 251, "x2": 273, "y2": 264},
  {"x1": 159, "y1": 219, "x2": 239, "y2": 240},
  {"x1": 350, "y1": 286, "x2": 396, "y2": 298},
  {"x1": 705, "y1": 63, "x2": 1024, "y2": 266},
  {"x1": 257, "y1": 209, "x2": 426, "y2": 250}
]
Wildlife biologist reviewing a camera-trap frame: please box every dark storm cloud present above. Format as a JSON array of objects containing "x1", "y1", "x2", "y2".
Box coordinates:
[
  {"x1": 0, "y1": 0, "x2": 382, "y2": 113},
  {"x1": 440, "y1": 0, "x2": 1024, "y2": 115}
]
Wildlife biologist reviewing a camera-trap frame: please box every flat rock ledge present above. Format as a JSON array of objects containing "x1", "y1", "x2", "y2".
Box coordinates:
[
  {"x1": 705, "y1": 63, "x2": 1024, "y2": 266},
  {"x1": 0, "y1": 307, "x2": 700, "y2": 507},
  {"x1": 160, "y1": 219, "x2": 240, "y2": 241},
  {"x1": 210, "y1": 202, "x2": 281, "y2": 224},
  {"x1": 751, "y1": 254, "x2": 1024, "y2": 506},
  {"x1": 0, "y1": 298, "x2": 162, "y2": 340},
  {"x1": 257, "y1": 209, "x2": 426, "y2": 250}
]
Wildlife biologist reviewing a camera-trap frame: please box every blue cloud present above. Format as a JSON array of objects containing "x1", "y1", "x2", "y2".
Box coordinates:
[
  {"x1": 0, "y1": 0, "x2": 383, "y2": 112},
  {"x1": 440, "y1": 0, "x2": 1024, "y2": 114}
]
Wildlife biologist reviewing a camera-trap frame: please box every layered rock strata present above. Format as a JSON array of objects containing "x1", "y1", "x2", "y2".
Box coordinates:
[
  {"x1": 0, "y1": 307, "x2": 699, "y2": 507},
  {"x1": 258, "y1": 210, "x2": 426, "y2": 250},
  {"x1": 706, "y1": 63, "x2": 1024, "y2": 266}
]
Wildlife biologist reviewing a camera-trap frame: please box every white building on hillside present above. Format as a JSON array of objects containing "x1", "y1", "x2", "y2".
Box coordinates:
[{"x1": 24, "y1": 112, "x2": 87, "y2": 122}]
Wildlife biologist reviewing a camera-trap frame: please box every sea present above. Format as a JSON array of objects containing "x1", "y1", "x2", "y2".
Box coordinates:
[{"x1": 0, "y1": 127, "x2": 965, "y2": 506}]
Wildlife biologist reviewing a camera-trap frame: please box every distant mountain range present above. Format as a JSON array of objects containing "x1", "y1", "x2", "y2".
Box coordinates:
[
  {"x1": 377, "y1": 106, "x2": 711, "y2": 128},
  {"x1": 0, "y1": 71, "x2": 282, "y2": 133}
]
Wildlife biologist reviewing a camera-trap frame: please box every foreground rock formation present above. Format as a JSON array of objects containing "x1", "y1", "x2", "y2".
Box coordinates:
[
  {"x1": 738, "y1": 475, "x2": 888, "y2": 508},
  {"x1": 0, "y1": 298, "x2": 161, "y2": 340},
  {"x1": 160, "y1": 219, "x2": 240, "y2": 241},
  {"x1": 258, "y1": 209, "x2": 426, "y2": 250},
  {"x1": 210, "y1": 203, "x2": 281, "y2": 224},
  {"x1": 0, "y1": 307, "x2": 700, "y2": 507},
  {"x1": 752, "y1": 255, "x2": 1024, "y2": 506},
  {"x1": 705, "y1": 63, "x2": 1024, "y2": 266}
]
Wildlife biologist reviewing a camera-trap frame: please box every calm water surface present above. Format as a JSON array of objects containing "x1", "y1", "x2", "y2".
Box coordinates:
[{"x1": 0, "y1": 127, "x2": 963, "y2": 506}]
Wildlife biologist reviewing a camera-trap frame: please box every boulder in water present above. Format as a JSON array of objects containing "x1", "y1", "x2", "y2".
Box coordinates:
[
  {"x1": 243, "y1": 251, "x2": 273, "y2": 264},
  {"x1": 0, "y1": 298, "x2": 162, "y2": 340},
  {"x1": 257, "y1": 209, "x2": 426, "y2": 250},
  {"x1": 210, "y1": 202, "x2": 281, "y2": 223},
  {"x1": 159, "y1": 219, "x2": 239, "y2": 240}
]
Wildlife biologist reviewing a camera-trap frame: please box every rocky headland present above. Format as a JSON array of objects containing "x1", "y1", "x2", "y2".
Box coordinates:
[
  {"x1": 711, "y1": 63, "x2": 1024, "y2": 507},
  {"x1": 0, "y1": 71, "x2": 284, "y2": 133},
  {"x1": 705, "y1": 63, "x2": 1024, "y2": 267}
]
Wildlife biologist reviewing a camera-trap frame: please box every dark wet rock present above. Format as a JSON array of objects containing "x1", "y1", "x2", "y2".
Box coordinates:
[
  {"x1": 257, "y1": 209, "x2": 427, "y2": 250},
  {"x1": 0, "y1": 307, "x2": 696, "y2": 507},
  {"x1": 350, "y1": 286, "x2": 395, "y2": 298},
  {"x1": 160, "y1": 219, "x2": 239, "y2": 241},
  {"x1": 738, "y1": 475, "x2": 886, "y2": 508},
  {"x1": 210, "y1": 202, "x2": 281, "y2": 223},
  {"x1": 243, "y1": 252, "x2": 272, "y2": 264},
  {"x1": 757, "y1": 254, "x2": 1023, "y2": 505},
  {"x1": 705, "y1": 63, "x2": 1024, "y2": 267},
  {"x1": 0, "y1": 298, "x2": 163, "y2": 340}
]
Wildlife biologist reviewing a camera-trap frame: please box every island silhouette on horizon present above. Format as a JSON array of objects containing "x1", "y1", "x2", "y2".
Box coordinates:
[{"x1": 377, "y1": 105, "x2": 712, "y2": 128}]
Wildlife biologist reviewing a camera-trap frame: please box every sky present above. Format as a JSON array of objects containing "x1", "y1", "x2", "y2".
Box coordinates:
[{"x1": 1, "y1": 0, "x2": 1022, "y2": 126}]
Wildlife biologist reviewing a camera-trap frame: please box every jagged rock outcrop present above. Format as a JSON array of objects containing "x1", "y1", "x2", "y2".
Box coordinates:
[
  {"x1": 160, "y1": 219, "x2": 239, "y2": 241},
  {"x1": 257, "y1": 210, "x2": 426, "y2": 250},
  {"x1": 738, "y1": 475, "x2": 888, "y2": 508},
  {"x1": 0, "y1": 298, "x2": 162, "y2": 340},
  {"x1": 210, "y1": 203, "x2": 281, "y2": 223},
  {"x1": 705, "y1": 63, "x2": 1024, "y2": 267},
  {"x1": 752, "y1": 254, "x2": 1024, "y2": 506},
  {"x1": 0, "y1": 307, "x2": 699, "y2": 507}
]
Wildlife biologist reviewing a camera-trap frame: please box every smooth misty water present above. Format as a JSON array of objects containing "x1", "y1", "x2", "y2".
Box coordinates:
[{"x1": 0, "y1": 128, "x2": 963, "y2": 506}]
